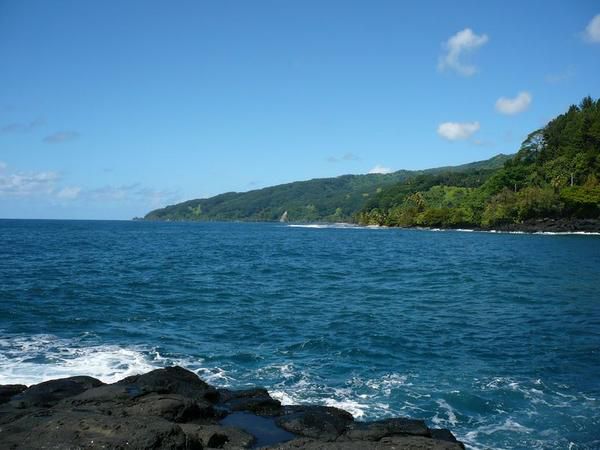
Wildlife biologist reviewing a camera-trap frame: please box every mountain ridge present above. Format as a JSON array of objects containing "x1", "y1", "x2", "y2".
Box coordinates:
[{"x1": 143, "y1": 153, "x2": 511, "y2": 222}]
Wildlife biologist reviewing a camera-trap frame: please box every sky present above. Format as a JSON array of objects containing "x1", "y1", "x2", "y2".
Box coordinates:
[{"x1": 1, "y1": 1, "x2": 599, "y2": 219}]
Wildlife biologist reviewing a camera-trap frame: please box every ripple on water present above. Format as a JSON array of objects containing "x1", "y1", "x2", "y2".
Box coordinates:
[{"x1": 1, "y1": 220, "x2": 599, "y2": 449}]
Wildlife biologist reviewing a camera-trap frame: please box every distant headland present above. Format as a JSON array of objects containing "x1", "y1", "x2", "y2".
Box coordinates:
[{"x1": 143, "y1": 97, "x2": 600, "y2": 233}]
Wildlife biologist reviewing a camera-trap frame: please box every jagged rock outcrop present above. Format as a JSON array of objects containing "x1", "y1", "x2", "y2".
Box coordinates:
[{"x1": 0, "y1": 366, "x2": 465, "y2": 449}]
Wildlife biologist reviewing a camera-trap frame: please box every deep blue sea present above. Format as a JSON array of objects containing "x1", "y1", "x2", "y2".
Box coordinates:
[{"x1": 1, "y1": 220, "x2": 599, "y2": 449}]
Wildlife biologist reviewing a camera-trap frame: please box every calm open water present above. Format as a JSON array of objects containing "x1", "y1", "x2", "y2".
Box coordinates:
[{"x1": 0, "y1": 219, "x2": 599, "y2": 449}]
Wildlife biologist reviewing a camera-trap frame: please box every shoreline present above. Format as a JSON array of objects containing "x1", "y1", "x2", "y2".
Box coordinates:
[
  {"x1": 0, "y1": 366, "x2": 465, "y2": 449},
  {"x1": 287, "y1": 218, "x2": 600, "y2": 235}
]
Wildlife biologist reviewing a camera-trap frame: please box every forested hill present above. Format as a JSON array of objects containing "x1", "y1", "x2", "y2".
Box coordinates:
[
  {"x1": 357, "y1": 96, "x2": 600, "y2": 229},
  {"x1": 143, "y1": 154, "x2": 510, "y2": 222}
]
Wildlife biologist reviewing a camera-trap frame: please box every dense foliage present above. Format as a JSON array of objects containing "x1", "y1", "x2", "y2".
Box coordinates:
[
  {"x1": 357, "y1": 97, "x2": 600, "y2": 228},
  {"x1": 144, "y1": 155, "x2": 510, "y2": 222}
]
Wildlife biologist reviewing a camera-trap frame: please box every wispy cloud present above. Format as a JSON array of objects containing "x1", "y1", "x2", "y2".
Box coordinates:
[
  {"x1": 495, "y1": 91, "x2": 532, "y2": 115},
  {"x1": 438, "y1": 28, "x2": 488, "y2": 76},
  {"x1": 368, "y1": 164, "x2": 393, "y2": 174},
  {"x1": 56, "y1": 186, "x2": 81, "y2": 200},
  {"x1": 1, "y1": 117, "x2": 45, "y2": 134},
  {"x1": 327, "y1": 152, "x2": 360, "y2": 163},
  {"x1": 0, "y1": 166, "x2": 61, "y2": 197},
  {"x1": 43, "y1": 131, "x2": 80, "y2": 144},
  {"x1": 437, "y1": 121, "x2": 480, "y2": 140},
  {"x1": 545, "y1": 66, "x2": 575, "y2": 84},
  {"x1": 583, "y1": 14, "x2": 600, "y2": 43},
  {"x1": 88, "y1": 183, "x2": 179, "y2": 207},
  {"x1": 0, "y1": 162, "x2": 178, "y2": 210}
]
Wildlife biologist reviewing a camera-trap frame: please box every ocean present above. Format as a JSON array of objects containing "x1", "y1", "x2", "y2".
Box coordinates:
[{"x1": 0, "y1": 219, "x2": 599, "y2": 449}]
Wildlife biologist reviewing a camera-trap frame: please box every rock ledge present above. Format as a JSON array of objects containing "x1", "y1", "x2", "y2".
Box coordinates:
[{"x1": 0, "y1": 366, "x2": 465, "y2": 449}]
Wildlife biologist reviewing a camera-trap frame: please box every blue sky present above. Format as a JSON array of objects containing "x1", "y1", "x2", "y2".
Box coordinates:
[{"x1": 1, "y1": 1, "x2": 599, "y2": 219}]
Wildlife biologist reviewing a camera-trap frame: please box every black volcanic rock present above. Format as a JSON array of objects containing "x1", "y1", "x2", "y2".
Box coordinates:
[
  {"x1": 9, "y1": 376, "x2": 103, "y2": 408},
  {"x1": 340, "y1": 417, "x2": 431, "y2": 441},
  {"x1": 269, "y1": 436, "x2": 464, "y2": 449},
  {"x1": 219, "y1": 387, "x2": 282, "y2": 416},
  {"x1": 118, "y1": 366, "x2": 219, "y2": 402},
  {"x1": 0, "y1": 366, "x2": 466, "y2": 449},
  {"x1": 487, "y1": 217, "x2": 600, "y2": 233},
  {"x1": 0, "y1": 385, "x2": 26, "y2": 405},
  {"x1": 275, "y1": 405, "x2": 354, "y2": 441},
  {"x1": 0, "y1": 410, "x2": 189, "y2": 449}
]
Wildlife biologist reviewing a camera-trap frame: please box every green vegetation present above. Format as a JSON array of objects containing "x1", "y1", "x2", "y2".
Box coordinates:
[
  {"x1": 144, "y1": 155, "x2": 510, "y2": 222},
  {"x1": 145, "y1": 97, "x2": 600, "y2": 227},
  {"x1": 357, "y1": 97, "x2": 600, "y2": 228}
]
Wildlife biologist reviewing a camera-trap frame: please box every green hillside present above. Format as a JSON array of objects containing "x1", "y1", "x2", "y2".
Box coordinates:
[
  {"x1": 143, "y1": 154, "x2": 511, "y2": 222},
  {"x1": 357, "y1": 96, "x2": 600, "y2": 228}
]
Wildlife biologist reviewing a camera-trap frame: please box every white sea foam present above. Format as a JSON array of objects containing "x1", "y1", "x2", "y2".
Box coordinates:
[
  {"x1": 534, "y1": 231, "x2": 600, "y2": 236},
  {"x1": 471, "y1": 418, "x2": 534, "y2": 435},
  {"x1": 287, "y1": 223, "x2": 364, "y2": 230},
  {"x1": 432, "y1": 399, "x2": 458, "y2": 427},
  {"x1": 270, "y1": 390, "x2": 298, "y2": 406},
  {"x1": 323, "y1": 397, "x2": 369, "y2": 419},
  {"x1": 0, "y1": 335, "x2": 163, "y2": 385},
  {"x1": 363, "y1": 373, "x2": 411, "y2": 395},
  {"x1": 194, "y1": 366, "x2": 234, "y2": 386}
]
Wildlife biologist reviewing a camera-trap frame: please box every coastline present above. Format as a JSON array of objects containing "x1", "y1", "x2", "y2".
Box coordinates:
[
  {"x1": 0, "y1": 366, "x2": 465, "y2": 449},
  {"x1": 287, "y1": 219, "x2": 600, "y2": 235}
]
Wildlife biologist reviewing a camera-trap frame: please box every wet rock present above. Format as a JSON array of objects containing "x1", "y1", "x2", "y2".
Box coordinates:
[
  {"x1": 220, "y1": 388, "x2": 282, "y2": 416},
  {"x1": 125, "y1": 393, "x2": 215, "y2": 422},
  {"x1": 381, "y1": 435, "x2": 465, "y2": 449},
  {"x1": 275, "y1": 406, "x2": 354, "y2": 441},
  {"x1": 0, "y1": 410, "x2": 189, "y2": 449},
  {"x1": 266, "y1": 436, "x2": 465, "y2": 449},
  {"x1": 220, "y1": 411, "x2": 296, "y2": 447},
  {"x1": 0, "y1": 385, "x2": 27, "y2": 405},
  {"x1": 0, "y1": 367, "x2": 466, "y2": 450},
  {"x1": 181, "y1": 423, "x2": 255, "y2": 449},
  {"x1": 340, "y1": 417, "x2": 431, "y2": 441},
  {"x1": 9, "y1": 376, "x2": 103, "y2": 408},
  {"x1": 119, "y1": 366, "x2": 219, "y2": 402},
  {"x1": 430, "y1": 428, "x2": 463, "y2": 446},
  {"x1": 486, "y1": 217, "x2": 600, "y2": 233}
]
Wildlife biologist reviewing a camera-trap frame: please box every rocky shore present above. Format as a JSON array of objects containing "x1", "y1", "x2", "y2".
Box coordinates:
[
  {"x1": 0, "y1": 366, "x2": 465, "y2": 449},
  {"x1": 484, "y1": 217, "x2": 600, "y2": 233}
]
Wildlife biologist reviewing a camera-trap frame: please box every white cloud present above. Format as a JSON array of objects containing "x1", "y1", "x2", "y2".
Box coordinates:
[
  {"x1": 438, "y1": 28, "x2": 488, "y2": 76},
  {"x1": 57, "y1": 186, "x2": 81, "y2": 200},
  {"x1": 495, "y1": 92, "x2": 532, "y2": 115},
  {"x1": 437, "y1": 121, "x2": 480, "y2": 140},
  {"x1": 583, "y1": 14, "x2": 600, "y2": 43},
  {"x1": 368, "y1": 164, "x2": 393, "y2": 174},
  {"x1": 0, "y1": 170, "x2": 60, "y2": 196},
  {"x1": 0, "y1": 164, "x2": 178, "y2": 212}
]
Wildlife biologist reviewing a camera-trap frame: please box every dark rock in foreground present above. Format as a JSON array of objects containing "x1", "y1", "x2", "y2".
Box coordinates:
[{"x1": 0, "y1": 366, "x2": 465, "y2": 449}]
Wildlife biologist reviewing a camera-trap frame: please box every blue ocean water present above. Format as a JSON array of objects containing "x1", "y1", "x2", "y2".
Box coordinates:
[{"x1": 0, "y1": 219, "x2": 599, "y2": 449}]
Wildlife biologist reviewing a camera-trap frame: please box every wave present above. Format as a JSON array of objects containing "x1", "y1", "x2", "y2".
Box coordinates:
[
  {"x1": 288, "y1": 224, "x2": 600, "y2": 235},
  {"x1": 287, "y1": 223, "x2": 362, "y2": 229},
  {"x1": 2, "y1": 335, "x2": 598, "y2": 449},
  {"x1": 0, "y1": 335, "x2": 166, "y2": 385},
  {"x1": 427, "y1": 228, "x2": 600, "y2": 236}
]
